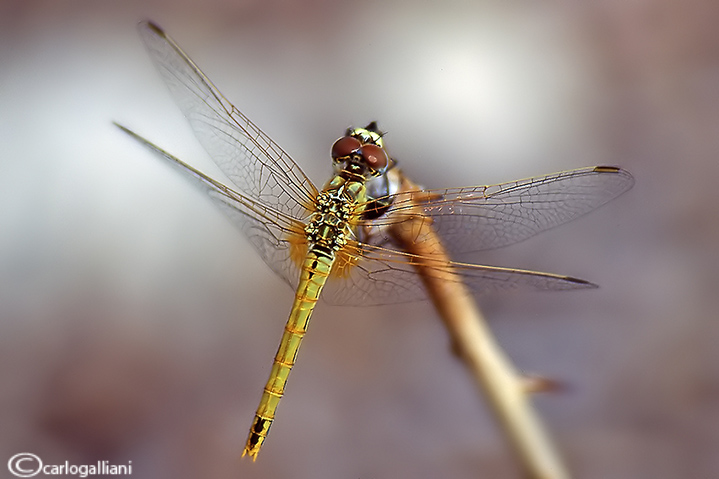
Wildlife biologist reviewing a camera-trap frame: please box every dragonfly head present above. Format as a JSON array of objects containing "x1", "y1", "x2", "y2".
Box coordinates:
[{"x1": 331, "y1": 123, "x2": 390, "y2": 179}]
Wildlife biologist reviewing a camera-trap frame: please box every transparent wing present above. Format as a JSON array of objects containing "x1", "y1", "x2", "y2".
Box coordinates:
[
  {"x1": 322, "y1": 241, "x2": 595, "y2": 306},
  {"x1": 116, "y1": 124, "x2": 303, "y2": 289},
  {"x1": 138, "y1": 21, "x2": 318, "y2": 220},
  {"x1": 116, "y1": 125, "x2": 622, "y2": 306},
  {"x1": 129, "y1": 22, "x2": 634, "y2": 307},
  {"x1": 360, "y1": 166, "x2": 634, "y2": 255}
]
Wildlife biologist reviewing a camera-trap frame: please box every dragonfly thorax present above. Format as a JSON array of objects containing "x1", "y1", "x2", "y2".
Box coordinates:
[{"x1": 305, "y1": 179, "x2": 366, "y2": 253}]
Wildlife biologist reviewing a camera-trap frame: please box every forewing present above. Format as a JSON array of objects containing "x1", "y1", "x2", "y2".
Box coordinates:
[
  {"x1": 138, "y1": 21, "x2": 318, "y2": 220},
  {"x1": 116, "y1": 124, "x2": 303, "y2": 289},
  {"x1": 360, "y1": 166, "x2": 634, "y2": 255}
]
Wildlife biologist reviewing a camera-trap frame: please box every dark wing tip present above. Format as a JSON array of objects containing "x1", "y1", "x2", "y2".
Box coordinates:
[
  {"x1": 142, "y1": 20, "x2": 165, "y2": 37},
  {"x1": 593, "y1": 165, "x2": 635, "y2": 182},
  {"x1": 593, "y1": 166, "x2": 621, "y2": 173},
  {"x1": 113, "y1": 121, "x2": 138, "y2": 139},
  {"x1": 592, "y1": 165, "x2": 635, "y2": 194},
  {"x1": 563, "y1": 276, "x2": 599, "y2": 289}
]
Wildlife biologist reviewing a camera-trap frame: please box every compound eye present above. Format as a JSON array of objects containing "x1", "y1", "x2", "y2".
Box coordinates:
[
  {"x1": 359, "y1": 144, "x2": 389, "y2": 170},
  {"x1": 331, "y1": 136, "x2": 361, "y2": 159}
]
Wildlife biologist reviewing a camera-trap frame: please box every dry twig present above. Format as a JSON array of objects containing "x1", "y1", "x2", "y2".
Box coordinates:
[{"x1": 389, "y1": 173, "x2": 569, "y2": 479}]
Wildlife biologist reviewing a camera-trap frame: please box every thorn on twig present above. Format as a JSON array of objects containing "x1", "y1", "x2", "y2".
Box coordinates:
[{"x1": 521, "y1": 374, "x2": 566, "y2": 394}]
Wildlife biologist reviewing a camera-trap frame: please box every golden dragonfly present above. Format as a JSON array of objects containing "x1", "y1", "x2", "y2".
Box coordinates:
[{"x1": 116, "y1": 21, "x2": 634, "y2": 460}]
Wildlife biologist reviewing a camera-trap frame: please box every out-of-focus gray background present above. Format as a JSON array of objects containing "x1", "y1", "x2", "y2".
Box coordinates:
[{"x1": 1, "y1": 1, "x2": 717, "y2": 478}]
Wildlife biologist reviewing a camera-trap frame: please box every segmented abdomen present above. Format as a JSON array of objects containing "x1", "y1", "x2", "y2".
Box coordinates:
[{"x1": 242, "y1": 249, "x2": 334, "y2": 460}]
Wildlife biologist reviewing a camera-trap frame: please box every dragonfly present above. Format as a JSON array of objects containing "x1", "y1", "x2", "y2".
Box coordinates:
[{"x1": 116, "y1": 21, "x2": 634, "y2": 460}]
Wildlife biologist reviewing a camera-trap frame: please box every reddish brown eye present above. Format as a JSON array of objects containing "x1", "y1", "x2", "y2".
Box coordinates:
[
  {"x1": 359, "y1": 144, "x2": 389, "y2": 169},
  {"x1": 331, "y1": 136, "x2": 361, "y2": 159}
]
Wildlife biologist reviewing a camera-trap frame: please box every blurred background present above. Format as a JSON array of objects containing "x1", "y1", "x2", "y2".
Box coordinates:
[{"x1": 1, "y1": 0, "x2": 717, "y2": 478}]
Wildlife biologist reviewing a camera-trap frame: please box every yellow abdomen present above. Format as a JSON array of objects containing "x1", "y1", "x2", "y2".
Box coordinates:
[{"x1": 242, "y1": 250, "x2": 334, "y2": 460}]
